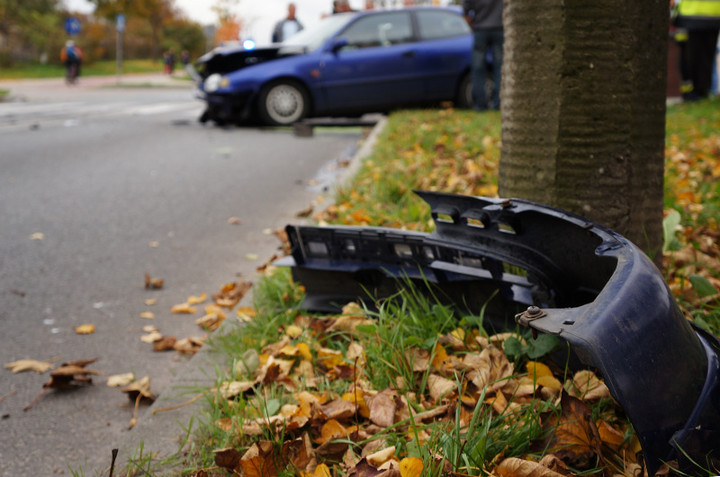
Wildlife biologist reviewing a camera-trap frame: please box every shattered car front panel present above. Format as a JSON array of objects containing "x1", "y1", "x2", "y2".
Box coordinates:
[{"x1": 277, "y1": 190, "x2": 720, "y2": 475}]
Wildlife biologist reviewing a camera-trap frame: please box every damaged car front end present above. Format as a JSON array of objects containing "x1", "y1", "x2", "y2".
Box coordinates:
[{"x1": 277, "y1": 190, "x2": 720, "y2": 475}]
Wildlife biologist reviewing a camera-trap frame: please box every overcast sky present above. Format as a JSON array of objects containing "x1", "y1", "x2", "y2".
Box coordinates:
[{"x1": 64, "y1": 0, "x2": 359, "y2": 45}]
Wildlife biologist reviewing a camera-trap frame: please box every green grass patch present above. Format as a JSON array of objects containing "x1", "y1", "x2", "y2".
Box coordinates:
[{"x1": 0, "y1": 59, "x2": 163, "y2": 80}]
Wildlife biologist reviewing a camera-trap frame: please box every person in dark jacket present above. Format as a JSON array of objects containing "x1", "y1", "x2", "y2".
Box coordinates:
[
  {"x1": 674, "y1": 0, "x2": 720, "y2": 100},
  {"x1": 272, "y1": 3, "x2": 304, "y2": 43},
  {"x1": 463, "y1": 0, "x2": 503, "y2": 111}
]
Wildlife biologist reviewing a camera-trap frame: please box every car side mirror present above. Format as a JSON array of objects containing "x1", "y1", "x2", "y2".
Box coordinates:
[{"x1": 330, "y1": 36, "x2": 348, "y2": 53}]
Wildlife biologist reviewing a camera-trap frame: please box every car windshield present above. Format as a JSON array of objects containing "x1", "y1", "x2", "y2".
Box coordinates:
[{"x1": 280, "y1": 13, "x2": 353, "y2": 51}]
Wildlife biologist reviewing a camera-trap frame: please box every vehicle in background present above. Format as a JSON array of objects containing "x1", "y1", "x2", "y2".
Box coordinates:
[{"x1": 193, "y1": 7, "x2": 473, "y2": 126}]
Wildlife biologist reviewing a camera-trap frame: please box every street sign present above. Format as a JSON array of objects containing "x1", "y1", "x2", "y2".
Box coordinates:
[
  {"x1": 65, "y1": 17, "x2": 81, "y2": 36},
  {"x1": 116, "y1": 14, "x2": 126, "y2": 33}
]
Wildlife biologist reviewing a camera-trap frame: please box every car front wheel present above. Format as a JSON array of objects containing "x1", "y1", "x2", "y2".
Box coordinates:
[{"x1": 258, "y1": 81, "x2": 309, "y2": 126}]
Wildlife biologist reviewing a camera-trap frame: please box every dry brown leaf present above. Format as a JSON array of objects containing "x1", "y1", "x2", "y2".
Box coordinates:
[
  {"x1": 141, "y1": 330, "x2": 162, "y2": 343},
  {"x1": 144, "y1": 273, "x2": 164, "y2": 289},
  {"x1": 213, "y1": 280, "x2": 252, "y2": 308},
  {"x1": 214, "y1": 447, "x2": 242, "y2": 472},
  {"x1": 5, "y1": 359, "x2": 54, "y2": 374},
  {"x1": 367, "y1": 446, "x2": 396, "y2": 467},
  {"x1": 544, "y1": 392, "x2": 603, "y2": 468},
  {"x1": 368, "y1": 388, "x2": 398, "y2": 428},
  {"x1": 121, "y1": 375, "x2": 155, "y2": 402},
  {"x1": 568, "y1": 370, "x2": 610, "y2": 401},
  {"x1": 173, "y1": 337, "x2": 205, "y2": 355},
  {"x1": 495, "y1": 457, "x2": 567, "y2": 477},
  {"x1": 240, "y1": 441, "x2": 278, "y2": 477},
  {"x1": 152, "y1": 335, "x2": 177, "y2": 351},
  {"x1": 218, "y1": 380, "x2": 255, "y2": 399},
  {"x1": 107, "y1": 373, "x2": 134, "y2": 387},
  {"x1": 428, "y1": 373, "x2": 457, "y2": 402}
]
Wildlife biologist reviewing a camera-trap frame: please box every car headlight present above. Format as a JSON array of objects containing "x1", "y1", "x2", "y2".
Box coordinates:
[{"x1": 204, "y1": 73, "x2": 229, "y2": 93}]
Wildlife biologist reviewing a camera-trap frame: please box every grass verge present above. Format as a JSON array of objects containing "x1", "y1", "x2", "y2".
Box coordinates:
[{"x1": 125, "y1": 99, "x2": 720, "y2": 476}]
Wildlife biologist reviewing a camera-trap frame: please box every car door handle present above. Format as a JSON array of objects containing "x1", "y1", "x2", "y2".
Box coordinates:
[{"x1": 402, "y1": 50, "x2": 417, "y2": 58}]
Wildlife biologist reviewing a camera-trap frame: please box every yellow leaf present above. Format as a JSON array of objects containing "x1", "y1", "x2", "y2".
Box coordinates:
[
  {"x1": 75, "y1": 324, "x2": 96, "y2": 334},
  {"x1": 144, "y1": 299, "x2": 157, "y2": 306},
  {"x1": 526, "y1": 361, "x2": 553, "y2": 379},
  {"x1": 304, "y1": 463, "x2": 331, "y2": 477},
  {"x1": 139, "y1": 311, "x2": 155, "y2": 319},
  {"x1": 296, "y1": 342, "x2": 312, "y2": 361},
  {"x1": 171, "y1": 303, "x2": 197, "y2": 314},
  {"x1": 431, "y1": 343, "x2": 450, "y2": 370},
  {"x1": 187, "y1": 293, "x2": 207, "y2": 305},
  {"x1": 367, "y1": 446, "x2": 396, "y2": 467},
  {"x1": 286, "y1": 324, "x2": 303, "y2": 338},
  {"x1": 4, "y1": 359, "x2": 54, "y2": 374},
  {"x1": 315, "y1": 419, "x2": 348, "y2": 444},
  {"x1": 537, "y1": 375, "x2": 563, "y2": 391},
  {"x1": 400, "y1": 457, "x2": 424, "y2": 477}
]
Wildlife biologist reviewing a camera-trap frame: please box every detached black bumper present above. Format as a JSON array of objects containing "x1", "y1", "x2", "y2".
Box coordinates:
[{"x1": 277, "y1": 190, "x2": 720, "y2": 475}]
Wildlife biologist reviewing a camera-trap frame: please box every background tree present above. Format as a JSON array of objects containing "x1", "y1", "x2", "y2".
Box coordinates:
[
  {"x1": 0, "y1": 0, "x2": 64, "y2": 66},
  {"x1": 498, "y1": 0, "x2": 668, "y2": 266}
]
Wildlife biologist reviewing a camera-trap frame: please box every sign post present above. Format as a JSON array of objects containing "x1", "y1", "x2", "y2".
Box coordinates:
[
  {"x1": 65, "y1": 17, "x2": 81, "y2": 36},
  {"x1": 116, "y1": 14, "x2": 125, "y2": 84}
]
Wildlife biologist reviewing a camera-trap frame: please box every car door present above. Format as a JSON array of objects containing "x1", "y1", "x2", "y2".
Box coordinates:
[
  {"x1": 317, "y1": 11, "x2": 421, "y2": 112},
  {"x1": 412, "y1": 9, "x2": 473, "y2": 101}
]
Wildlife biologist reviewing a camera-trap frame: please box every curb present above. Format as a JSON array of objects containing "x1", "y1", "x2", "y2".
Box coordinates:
[{"x1": 106, "y1": 117, "x2": 388, "y2": 476}]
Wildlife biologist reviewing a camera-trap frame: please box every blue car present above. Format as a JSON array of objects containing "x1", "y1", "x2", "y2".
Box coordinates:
[{"x1": 194, "y1": 7, "x2": 473, "y2": 126}]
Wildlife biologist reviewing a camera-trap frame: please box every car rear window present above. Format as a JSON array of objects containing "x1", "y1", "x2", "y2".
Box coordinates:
[{"x1": 416, "y1": 10, "x2": 471, "y2": 41}]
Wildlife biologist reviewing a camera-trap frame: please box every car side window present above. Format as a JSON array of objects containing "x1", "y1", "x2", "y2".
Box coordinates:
[
  {"x1": 416, "y1": 10, "x2": 471, "y2": 41},
  {"x1": 340, "y1": 12, "x2": 413, "y2": 49}
]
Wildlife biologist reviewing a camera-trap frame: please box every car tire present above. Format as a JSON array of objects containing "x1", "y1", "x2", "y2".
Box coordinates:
[
  {"x1": 455, "y1": 74, "x2": 472, "y2": 109},
  {"x1": 258, "y1": 81, "x2": 309, "y2": 126}
]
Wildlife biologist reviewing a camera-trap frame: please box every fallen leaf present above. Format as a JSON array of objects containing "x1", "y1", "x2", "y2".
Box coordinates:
[
  {"x1": 246, "y1": 253, "x2": 259, "y2": 261},
  {"x1": 495, "y1": 457, "x2": 567, "y2": 477},
  {"x1": 29, "y1": 232, "x2": 44, "y2": 240},
  {"x1": 214, "y1": 447, "x2": 242, "y2": 472},
  {"x1": 107, "y1": 373, "x2": 135, "y2": 387},
  {"x1": 141, "y1": 330, "x2": 162, "y2": 343},
  {"x1": 568, "y1": 370, "x2": 610, "y2": 401},
  {"x1": 173, "y1": 337, "x2": 205, "y2": 355},
  {"x1": 152, "y1": 335, "x2": 177, "y2": 351},
  {"x1": 366, "y1": 446, "x2": 395, "y2": 467},
  {"x1": 144, "y1": 273, "x2": 164, "y2": 289},
  {"x1": 171, "y1": 303, "x2": 197, "y2": 314},
  {"x1": 74, "y1": 324, "x2": 96, "y2": 335},
  {"x1": 144, "y1": 299, "x2": 157, "y2": 306},
  {"x1": 240, "y1": 441, "x2": 277, "y2": 477},
  {"x1": 399, "y1": 457, "x2": 423, "y2": 477},
  {"x1": 121, "y1": 375, "x2": 155, "y2": 402},
  {"x1": 187, "y1": 293, "x2": 207, "y2": 305},
  {"x1": 139, "y1": 311, "x2": 155, "y2": 319},
  {"x1": 543, "y1": 392, "x2": 603, "y2": 468},
  {"x1": 227, "y1": 217, "x2": 243, "y2": 225},
  {"x1": 214, "y1": 280, "x2": 252, "y2": 308},
  {"x1": 368, "y1": 388, "x2": 398, "y2": 428},
  {"x1": 5, "y1": 359, "x2": 54, "y2": 374},
  {"x1": 149, "y1": 241, "x2": 160, "y2": 248}
]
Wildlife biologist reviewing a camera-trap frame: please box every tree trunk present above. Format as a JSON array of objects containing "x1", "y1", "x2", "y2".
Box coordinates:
[{"x1": 498, "y1": 0, "x2": 668, "y2": 267}]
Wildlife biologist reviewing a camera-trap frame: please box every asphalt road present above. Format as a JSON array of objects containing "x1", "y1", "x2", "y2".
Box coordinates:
[{"x1": 0, "y1": 76, "x2": 363, "y2": 475}]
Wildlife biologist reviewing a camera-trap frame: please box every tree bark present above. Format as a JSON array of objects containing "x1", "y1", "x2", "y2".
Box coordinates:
[{"x1": 499, "y1": 0, "x2": 668, "y2": 267}]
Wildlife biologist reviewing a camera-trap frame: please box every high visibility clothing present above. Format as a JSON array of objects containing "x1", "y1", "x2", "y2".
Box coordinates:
[{"x1": 678, "y1": 0, "x2": 720, "y2": 18}]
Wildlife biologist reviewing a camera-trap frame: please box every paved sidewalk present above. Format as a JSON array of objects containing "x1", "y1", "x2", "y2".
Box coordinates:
[{"x1": 0, "y1": 72, "x2": 193, "y2": 100}]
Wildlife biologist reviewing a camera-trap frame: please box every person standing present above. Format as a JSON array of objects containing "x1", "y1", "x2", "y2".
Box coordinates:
[
  {"x1": 463, "y1": 0, "x2": 503, "y2": 111},
  {"x1": 272, "y1": 3, "x2": 304, "y2": 43},
  {"x1": 674, "y1": 0, "x2": 720, "y2": 101}
]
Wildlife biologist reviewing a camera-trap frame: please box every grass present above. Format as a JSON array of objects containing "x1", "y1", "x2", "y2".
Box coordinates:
[
  {"x1": 121, "y1": 98, "x2": 720, "y2": 476},
  {"x1": 0, "y1": 59, "x2": 164, "y2": 80}
]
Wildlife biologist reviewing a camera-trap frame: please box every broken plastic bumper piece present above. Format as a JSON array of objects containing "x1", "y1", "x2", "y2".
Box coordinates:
[{"x1": 277, "y1": 190, "x2": 720, "y2": 475}]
